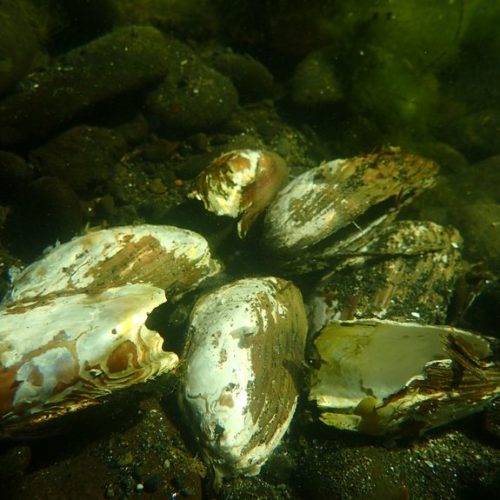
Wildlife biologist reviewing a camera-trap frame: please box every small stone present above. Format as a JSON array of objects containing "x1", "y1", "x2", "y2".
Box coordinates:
[
  {"x1": 144, "y1": 473, "x2": 162, "y2": 493},
  {"x1": 180, "y1": 486, "x2": 195, "y2": 496},
  {"x1": 116, "y1": 451, "x2": 134, "y2": 467},
  {"x1": 104, "y1": 483, "x2": 115, "y2": 499},
  {"x1": 149, "y1": 178, "x2": 166, "y2": 194}
]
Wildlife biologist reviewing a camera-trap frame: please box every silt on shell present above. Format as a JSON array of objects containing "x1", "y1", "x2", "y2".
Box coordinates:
[
  {"x1": 262, "y1": 148, "x2": 439, "y2": 274},
  {"x1": 190, "y1": 149, "x2": 288, "y2": 238},
  {"x1": 0, "y1": 283, "x2": 178, "y2": 436},
  {"x1": 180, "y1": 276, "x2": 307, "y2": 479},
  {"x1": 5, "y1": 224, "x2": 221, "y2": 304},
  {"x1": 308, "y1": 319, "x2": 500, "y2": 436},
  {"x1": 307, "y1": 220, "x2": 463, "y2": 334}
]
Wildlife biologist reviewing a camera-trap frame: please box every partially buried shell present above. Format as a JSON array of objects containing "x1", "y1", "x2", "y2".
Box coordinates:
[
  {"x1": 307, "y1": 220, "x2": 463, "y2": 334},
  {"x1": 262, "y1": 148, "x2": 439, "y2": 274},
  {"x1": 309, "y1": 319, "x2": 500, "y2": 436},
  {"x1": 0, "y1": 283, "x2": 178, "y2": 436},
  {"x1": 180, "y1": 276, "x2": 307, "y2": 479},
  {"x1": 190, "y1": 149, "x2": 288, "y2": 238},
  {"x1": 4, "y1": 224, "x2": 221, "y2": 304}
]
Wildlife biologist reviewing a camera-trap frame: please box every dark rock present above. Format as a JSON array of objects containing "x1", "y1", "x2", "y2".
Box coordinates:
[
  {"x1": 113, "y1": 112, "x2": 150, "y2": 146},
  {"x1": 116, "y1": 0, "x2": 219, "y2": 41},
  {"x1": 413, "y1": 141, "x2": 468, "y2": 175},
  {"x1": 485, "y1": 398, "x2": 500, "y2": 439},
  {"x1": 0, "y1": 0, "x2": 39, "y2": 97},
  {"x1": 144, "y1": 473, "x2": 162, "y2": 493},
  {"x1": 47, "y1": 0, "x2": 118, "y2": 53},
  {"x1": 6, "y1": 176, "x2": 83, "y2": 259},
  {"x1": 0, "y1": 444, "x2": 31, "y2": 483},
  {"x1": 454, "y1": 202, "x2": 500, "y2": 275},
  {"x1": 0, "y1": 26, "x2": 171, "y2": 146},
  {"x1": 30, "y1": 125, "x2": 127, "y2": 194},
  {"x1": 448, "y1": 109, "x2": 500, "y2": 161},
  {"x1": 146, "y1": 39, "x2": 238, "y2": 133},
  {"x1": 0, "y1": 151, "x2": 33, "y2": 202},
  {"x1": 206, "y1": 50, "x2": 275, "y2": 103}
]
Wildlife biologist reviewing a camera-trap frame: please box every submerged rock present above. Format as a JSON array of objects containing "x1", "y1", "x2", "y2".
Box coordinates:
[{"x1": 0, "y1": 26, "x2": 171, "y2": 146}]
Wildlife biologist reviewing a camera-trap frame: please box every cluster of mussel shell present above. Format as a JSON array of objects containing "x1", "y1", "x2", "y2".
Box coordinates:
[{"x1": 1, "y1": 147, "x2": 499, "y2": 482}]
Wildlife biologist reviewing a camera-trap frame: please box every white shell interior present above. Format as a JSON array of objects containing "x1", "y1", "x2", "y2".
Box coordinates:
[
  {"x1": 0, "y1": 283, "x2": 178, "y2": 417},
  {"x1": 310, "y1": 320, "x2": 492, "y2": 410}
]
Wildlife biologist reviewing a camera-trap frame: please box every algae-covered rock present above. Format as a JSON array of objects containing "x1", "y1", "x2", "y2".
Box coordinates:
[
  {"x1": 447, "y1": 109, "x2": 500, "y2": 160},
  {"x1": 146, "y1": 39, "x2": 238, "y2": 132},
  {"x1": 291, "y1": 50, "x2": 343, "y2": 108},
  {"x1": 30, "y1": 125, "x2": 127, "y2": 194},
  {"x1": 204, "y1": 49, "x2": 275, "y2": 103},
  {"x1": 412, "y1": 154, "x2": 500, "y2": 275},
  {"x1": 455, "y1": 202, "x2": 500, "y2": 276},
  {"x1": 0, "y1": 26, "x2": 171, "y2": 146},
  {"x1": 349, "y1": 45, "x2": 440, "y2": 142}
]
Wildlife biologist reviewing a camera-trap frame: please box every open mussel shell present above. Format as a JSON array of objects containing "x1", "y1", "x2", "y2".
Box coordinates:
[
  {"x1": 0, "y1": 283, "x2": 179, "y2": 436},
  {"x1": 190, "y1": 149, "x2": 288, "y2": 238},
  {"x1": 262, "y1": 148, "x2": 439, "y2": 274},
  {"x1": 308, "y1": 221, "x2": 463, "y2": 334},
  {"x1": 5, "y1": 224, "x2": 221, "y2": 304},
  {"x1": 309, "y1": 319, "x2": 500, "y2": 437},
  {"x1": 0, "y1": 224, "x2": 221, "y2": 436},
  {"x1": 180, "y1": 276, "x2": 307, "y2": 479}
]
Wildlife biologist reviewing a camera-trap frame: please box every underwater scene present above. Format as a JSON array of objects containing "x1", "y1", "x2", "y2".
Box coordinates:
[{"x1": 0, "y1": 0, "x2": 499, "y2": 498}]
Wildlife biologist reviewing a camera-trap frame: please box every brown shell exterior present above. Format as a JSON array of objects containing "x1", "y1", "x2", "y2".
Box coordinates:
[
  {"x1": 308, "y1": 221, "x2": 463, "y2": 333},
  {"x1": 263, "y1": 148, "x2": 439, "y2": 274}
]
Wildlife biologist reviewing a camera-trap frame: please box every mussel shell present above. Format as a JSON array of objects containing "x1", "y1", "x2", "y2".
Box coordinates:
[
  {"x1": 180, "y1": 276, "x2": 307, "y2": 478},
  {"x1": 190, "y1": 149, "x2": 288, "y2": 238},
  {"x1": 0, "y1": 283, "x2": 179, "y2": 436},
  {"x1": 309, "y1": 319, "x2": 500, "y2": 436},
  {"x1": 308, "y1": 221, "x2": 463, "y2": 333},
  {"x1": 5, "y1": 225, "x2": 221, "y2": 304},
  {"x1": 0, "y1": 224, "x2": 221, "y2": 436},
  {"x1": 262, "y1": 148, "x2": 438, "y2": 274}
]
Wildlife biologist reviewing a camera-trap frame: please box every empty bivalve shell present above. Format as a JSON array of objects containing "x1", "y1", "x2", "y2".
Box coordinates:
[
  {"x1": 0, "y1": 224, "x2": 221, "y2": 436},
  {"x1": 180, "y1": 276, "x2": 307, "y2": 479},
  {"x1": 309, "y1": 319, "x2": 500, "y2": 436},
  {"x1": 190, "y1": 149, "x2": 288, "y2": 238},
  {"x1": 262, "y1": 148, "x2": 439, "y2": 274},
  {"x1": 307, "y1": 220, "x2": 463, "y2": 333},
  {"x1": 0, "y1": 283, "x2": 179, "y2": 436},
  {"x1": 4, "y1": 224, "x2": 221, "y2": 304}
]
